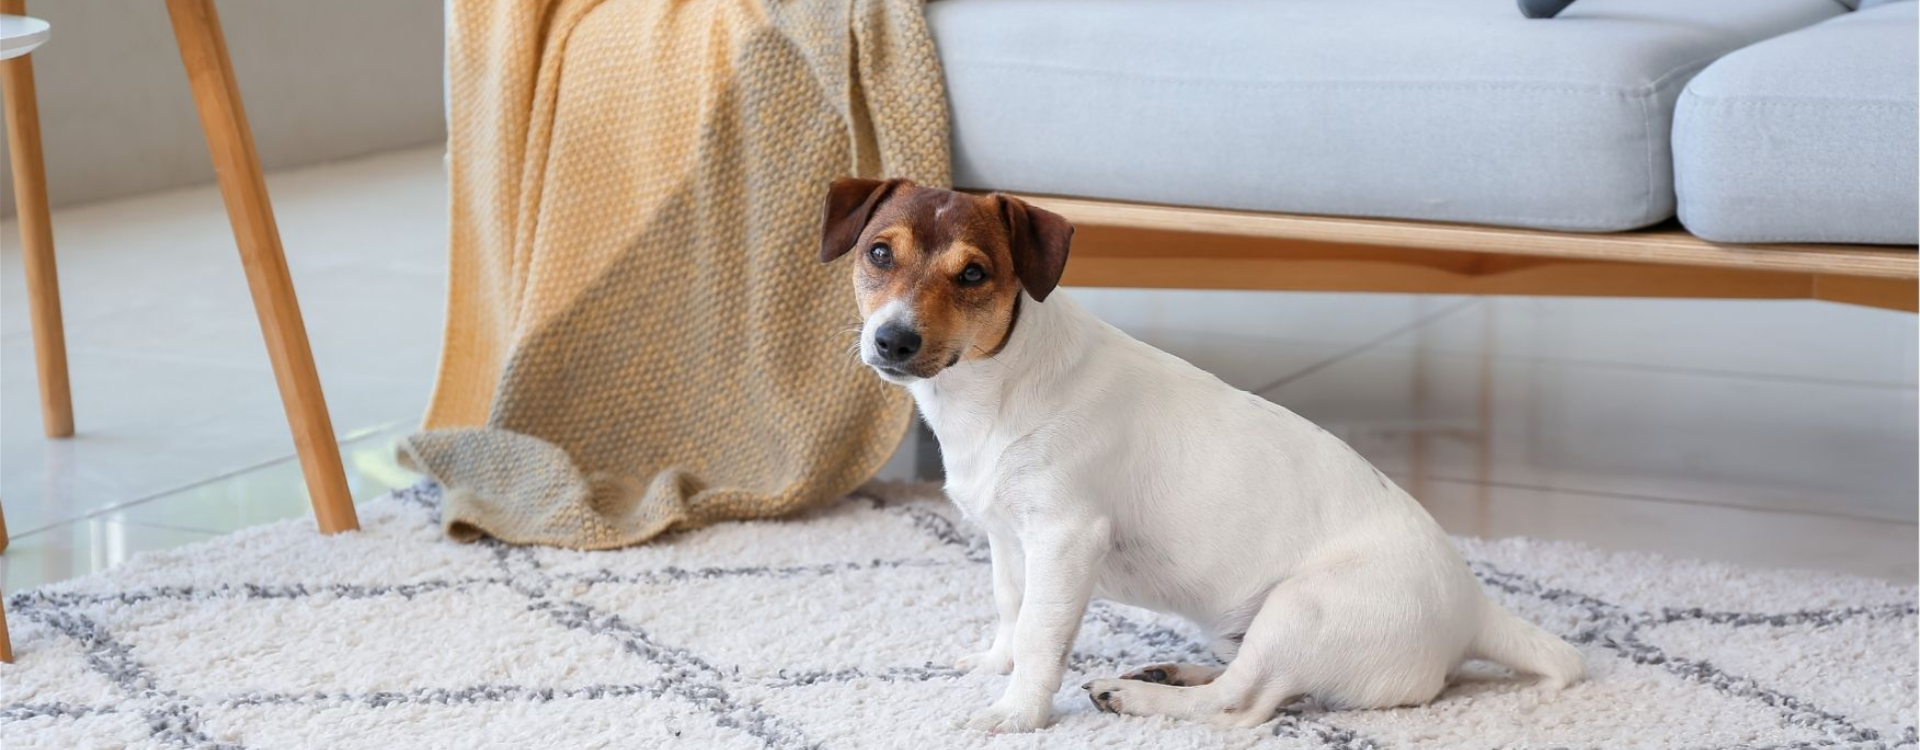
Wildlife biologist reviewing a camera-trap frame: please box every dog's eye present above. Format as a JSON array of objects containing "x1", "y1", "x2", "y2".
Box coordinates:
[
  {"x1": 867, "y1": 243, "x2": 893, "y2": 268},
  {"x1": 958, "y1": 264, "x2": 986, "y2": 285}
]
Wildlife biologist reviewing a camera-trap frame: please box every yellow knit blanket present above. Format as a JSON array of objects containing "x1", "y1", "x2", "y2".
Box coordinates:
[{"x1": 398, "y1": 0, "x2": 947, "y2": 548}]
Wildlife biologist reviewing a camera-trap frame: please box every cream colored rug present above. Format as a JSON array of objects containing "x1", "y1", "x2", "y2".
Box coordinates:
[{"x1": 3, "y1": 482, "x2": 1913, "y2": 749}]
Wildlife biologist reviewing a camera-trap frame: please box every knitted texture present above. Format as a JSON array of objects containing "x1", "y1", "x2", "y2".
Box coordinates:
[{"x1": 400, "y1": 0, "x2": 947, "y2": 548}]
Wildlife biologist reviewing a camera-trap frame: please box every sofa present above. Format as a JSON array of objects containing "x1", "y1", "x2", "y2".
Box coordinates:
[{"x1": 927, "y1": 0, "x2": 1918, "y2": 311}]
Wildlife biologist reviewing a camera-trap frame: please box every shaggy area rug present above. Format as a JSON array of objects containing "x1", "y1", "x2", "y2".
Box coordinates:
[{"x1": 2, "y1": 482, "x2": 1913, "y2": 750}]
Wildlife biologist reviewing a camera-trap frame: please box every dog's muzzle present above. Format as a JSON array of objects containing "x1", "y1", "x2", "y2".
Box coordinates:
[
  {"x1": 860, "y1": 304, "x2": 954, "y2": 382},
  {"x1": 872, "y1": 322, "x2": 922, "y2": 365}
]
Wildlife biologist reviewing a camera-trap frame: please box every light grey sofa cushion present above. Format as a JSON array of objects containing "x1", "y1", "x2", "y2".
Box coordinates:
[
  {"x1": 930, "y1": 0, "x2": 1843, "y2": 232},
  {"x1": 1674, "y1": 1, "x2": 1917, "y2": 245}
]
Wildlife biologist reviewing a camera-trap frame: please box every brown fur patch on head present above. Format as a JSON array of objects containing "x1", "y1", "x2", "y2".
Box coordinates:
[
  {"x1": 819, "y1": 178, "x2": 1072, "y2": 379},
  {"x1": 838, "y1": 184, "x2": 1023, "y2": 376}
]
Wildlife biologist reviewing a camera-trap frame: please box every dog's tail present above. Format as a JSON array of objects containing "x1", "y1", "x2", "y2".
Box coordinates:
[{"x1": 1469, "y1": 598, "x2": 1584, "y2": 689}]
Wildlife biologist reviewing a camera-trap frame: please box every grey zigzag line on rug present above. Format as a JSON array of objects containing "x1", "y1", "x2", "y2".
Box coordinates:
[{"x1": 1, "y1": 481, "x2": 1913, "y2": 750}]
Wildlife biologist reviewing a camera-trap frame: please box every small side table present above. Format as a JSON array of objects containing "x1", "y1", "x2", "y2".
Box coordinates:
[{"x1": 0, "y1": 0, "x2": 364, "y2": 663}]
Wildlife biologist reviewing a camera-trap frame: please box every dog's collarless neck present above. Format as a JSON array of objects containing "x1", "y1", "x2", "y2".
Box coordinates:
[
  {"x1": 982, "y1": 294, "x2": 1021, "y2": 359},
  {"x1": 932, "y1": 291, "x2": 1079, "y2": 390}
]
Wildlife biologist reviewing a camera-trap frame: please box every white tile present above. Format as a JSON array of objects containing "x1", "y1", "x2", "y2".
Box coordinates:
[
  {"x1": 1415, "y1": 476, "x2": 1917, "y2": 583},
  {"x1": 1069, "y1": 287, "x2": 1469, "y2": 346},
  {"x1": 1269, "y1": 346, "x2": 1917, "y2": 523},
  {"x1": 1, "y1": 147, "x2": 446, "y2": 533},
  {"x1": 1, "y1": 518, "x2": 219, "y2": 592},
  {"x1": 0, "y1": 427, "x2": 135, "y2": 537},
  {"x1": 114, "y1": 424, "x2": 416, "y2": 534},
  {"x1": 2, "y1": 339, "x2": 288, "y2": 533},
  {"x1": 1377, "y1": 296, "x2": 1919, "y2": 387},
  {"x1": 1, "y1": 187, "x2": 238, "y2": 340},
  {"x1": 1105, "y1": 327, "x2": 1355, "y2": 393},
  {"x1": 1, "y1": 147, "x2": 446, "y2": 338},
  {"x1": 1066, "y1": 287, "x2": 1460, "y2": 390}
]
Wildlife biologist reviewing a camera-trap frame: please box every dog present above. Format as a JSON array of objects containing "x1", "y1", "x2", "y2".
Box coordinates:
[{"x1": 819, "y1": 178, "x2": 1584, "y2": 733}]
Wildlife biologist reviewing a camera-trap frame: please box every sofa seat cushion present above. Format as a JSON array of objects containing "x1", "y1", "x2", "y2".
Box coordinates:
[
  {"x1": 1674, "y1": 1, "x2": 1918, "y2": 245},
  {"x1": 929, "y1": 0, "x2": 1843, "y2": 232}
]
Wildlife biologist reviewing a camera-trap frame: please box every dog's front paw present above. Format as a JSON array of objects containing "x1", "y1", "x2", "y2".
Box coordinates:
[
  {"x1": 963, "y1": 700, "x2": 1051, "y2": 733},
  {"x1": 955, "y1": 649, "x2": 1014, "y2": 675}
]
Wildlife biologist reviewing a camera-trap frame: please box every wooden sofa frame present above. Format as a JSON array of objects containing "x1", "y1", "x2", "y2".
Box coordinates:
[{"x1": 1011, "y1": 194, "x2": 1919, "y2": 312}]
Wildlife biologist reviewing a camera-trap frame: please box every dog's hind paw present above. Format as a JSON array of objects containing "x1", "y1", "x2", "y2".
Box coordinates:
[
  {"x1": 1083, "y1": 679, "x2": 1129, "y2": 714},
  {"x1": 1119, "y1": 662, "x2": 1223, "y2": 687}
]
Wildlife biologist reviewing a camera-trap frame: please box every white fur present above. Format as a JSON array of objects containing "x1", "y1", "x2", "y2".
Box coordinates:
[
  {"x1": 872, "y1": 291, "x2": 1584, "y2": 733},
  {"x1": 860, "y1": 299, "x2": 919, "y2": 386}
]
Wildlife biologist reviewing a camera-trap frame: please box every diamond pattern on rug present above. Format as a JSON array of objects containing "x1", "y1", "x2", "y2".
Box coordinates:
[
  {"x1": 201, "y1": 692, "x2": 770, "y2": 750},
  {"x1": 2, "y1": 481, "x2": 1914, "y2": 750},
  {"x1": 124, "y1": 585, "x2": 659, "y2": 700},
  {"x1": 1638, "y1": 614, "x2": 1917, "y2": 743}
]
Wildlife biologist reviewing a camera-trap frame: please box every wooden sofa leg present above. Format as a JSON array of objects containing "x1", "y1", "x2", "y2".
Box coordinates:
[
  {"x1": 1, "y1": 499, "x2": 9, "y2": 663},
  {"x1": 1, "y1": 596, "x2": 11, "y2": 664},
  {"x1": 1, "y1": 494, "x2": 10, "y2": 661},
  {"x1": 0, "y1": 6, "x2": 75, "y2": 439},
  {"x1": 166, "y1": 0, "x2": 358, "y2": 533}
]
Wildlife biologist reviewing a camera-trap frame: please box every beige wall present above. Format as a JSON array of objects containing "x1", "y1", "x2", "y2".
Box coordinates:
[{"x1": 1, "y1": 0, "x2": 445, "y2": 216}]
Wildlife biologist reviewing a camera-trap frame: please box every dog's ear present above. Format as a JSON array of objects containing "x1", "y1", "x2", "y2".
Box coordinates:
[
  {"x1": 998, "y1": 194, "x2": 1075, "y2": 302},
  {"x1": 820, "y1": 177, "x2": 906, "y2": 263}
]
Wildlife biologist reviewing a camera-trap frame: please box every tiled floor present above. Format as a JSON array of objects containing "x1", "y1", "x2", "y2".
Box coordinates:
[
  {"x1": 3, "y1": 145, "x2": 1914, "y2": 594},
  {"x1": 2, "y1": 148, "x2": 444, "y2": 591}
]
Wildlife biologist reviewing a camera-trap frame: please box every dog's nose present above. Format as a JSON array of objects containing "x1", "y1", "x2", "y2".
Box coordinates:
[{"x1": 873, "y1": 323, "x2": 923, "y2": 363}]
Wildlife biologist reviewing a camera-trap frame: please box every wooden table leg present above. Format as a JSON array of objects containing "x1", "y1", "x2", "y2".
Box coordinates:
[
  {"x1": 1, "y1": 0, "x2": 75, "y2": 439},
  {"x1": 165, "y1": 0, "x2": 358, "y2": 534}
]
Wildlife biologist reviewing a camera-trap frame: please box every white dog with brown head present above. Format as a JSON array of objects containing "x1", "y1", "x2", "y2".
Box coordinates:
[{"x1": 819, "y1": 178, "x2": 1583, "y2": 733}]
